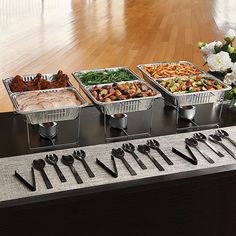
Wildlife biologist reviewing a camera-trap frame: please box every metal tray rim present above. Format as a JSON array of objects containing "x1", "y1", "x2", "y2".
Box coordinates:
[
  {"x1": 73, "y1": 66, "x2": 133, "y2": 74},
  {"x1": 137, "y1": 60, "x2": 206, "y2": 81},
  {"x1": 83, "y1": 80, "x2": 161, "y2": 106},
  {"x1": 72, "y1": 67, "x2": 161, "y2": 107},
  {"x1": 3, "y1": 73, "x2": 74, "y2": 95},
  {"x1": 11, "y1": 87, "x2": 88, "y2": 115},
  {"x1": 142, "y1": 72, "x2": 232, "y2": 98},
  {"x1": 72, "y1": 66, "x2": 139, "y2": 86}
]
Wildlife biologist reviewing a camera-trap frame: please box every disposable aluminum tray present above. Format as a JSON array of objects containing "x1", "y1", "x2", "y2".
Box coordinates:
[
  {"x1": 86, "y1": 80, "x2": 160, "y2": 115},
  {"x1": 143, "y1": 73, "x2": 231, "y2": 106},
  {"x1": 10, "y1": 87, "x2": 88, "y2": 124},
  {"x1": 72, "y1": 67, "x2": 161, "y2": 115},
  {"x1": 72, "y1": 67, "x2": 138, "y2": 86},
  {"x1": 3, "y1": 73, "x2": 73, "y2": 95},
  {"x1": 137, "y1": 61, "x2": 206, "y2": 81}
]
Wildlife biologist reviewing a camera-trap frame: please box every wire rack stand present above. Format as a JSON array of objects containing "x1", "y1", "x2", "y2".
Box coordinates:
[
  {"x1": 164, "y1": 95, "x2": 225, "y2": 133},
  {"x1": 103, "y1": 106, "x2": 154, "y2": 143},
  {"x1": 136, "y1": 61, "x2": 231, "y2": 133},
  {"x1": 25, "y1": 115, "x2": 81, "y2": 151},
  {"x1": 3, "y1": 72, "x2": 88, "y2": 151}
]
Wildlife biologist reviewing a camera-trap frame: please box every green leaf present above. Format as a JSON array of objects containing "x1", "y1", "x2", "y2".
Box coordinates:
[
  {"x1": 225, "y1": 90, "x2": 234, "y2": 100},
  {"x1": 229, "y1": 97, "x2": 236, "y2": 108},
  {"x1": 230, "y1": 53, "x2": 236, "y2": 63},
  {"x1": 233, "y1": 86, "x2": 236, "y2": 94},
  {"x1": 221, "y1": 42, "x2": 230, "y2": 52},
  {"x1": 214, "y1": 45, "x2": 222, "y2": 53}
]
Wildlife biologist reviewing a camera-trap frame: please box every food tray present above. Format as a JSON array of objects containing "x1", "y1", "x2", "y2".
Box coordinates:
[
  {"x1": 137, "y1": 61, "x2": 206, "y2": 81},
  {"x1": 145, "y1": 73, "x2": 231, "y2": 106},
  {"x1": 10, "y1": 87, "x2": 88, "y2": 124},
  {"x1": 3, "y1": 73, "x2": 73, "y2": 95},
  {"x1": 72, "y1": 67, "x2": 138, "y2": 86},
  {"x1": 86, "y1": 80, "x2": 160, "y2": 115},
  {"x1": 73, "y1": 67, "x2": 161, "y2": 115}
]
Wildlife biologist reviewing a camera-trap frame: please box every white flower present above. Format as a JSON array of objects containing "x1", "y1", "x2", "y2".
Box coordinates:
[
  {"x1": 224, "y1": 73, "x2": 236, "y2": 85},
  {"x1": 225, "y1": 29, "x2": 236, "y2": 42},
  {"x1": 201, "y1": 41, "x2": 222, "y2": 56},
  {"x1": 231, "y1": 62, "x2": 236, "y2": 74},
  {"x1": 215, "y1": 41, "x2": 223, "y2": 47},
  {"x1": 224, "y1": 62, "x2": 236, "y2": 85},
  {"x1": 203, "y1": 55, "x2": 208, "y2": 62},
  {"x1": 206, "y1": 51, "x2": 232, "y2": 72}
]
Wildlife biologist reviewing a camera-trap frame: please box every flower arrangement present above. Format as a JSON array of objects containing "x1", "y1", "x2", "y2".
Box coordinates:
[{"x1": 198, "y1": 29, "x2": 236, "y2": 107}]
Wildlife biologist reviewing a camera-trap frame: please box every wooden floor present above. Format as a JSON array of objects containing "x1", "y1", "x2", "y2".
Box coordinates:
[{"x1": 0, "y1": 0, "x2": 236, "y2": 112}]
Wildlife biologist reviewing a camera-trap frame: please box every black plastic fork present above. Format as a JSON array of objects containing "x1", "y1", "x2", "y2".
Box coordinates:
[
  {"x1": 46, "y1": 154, "x2": 67, "y2": 182},
  {"x1": 73, "y1": 150, "x2": 95, "y2": 178},
  {"x1": 122, "y1": 143, "x2": 147, "y2": 170},
  {"x1": 147, "y1": 139, "x2": 173, "y2": 165}
]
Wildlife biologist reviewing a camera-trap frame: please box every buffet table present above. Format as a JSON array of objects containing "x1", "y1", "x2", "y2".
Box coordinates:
[
  {"x1": 1, "y1": 125, "x2": 236, "y2": 208},
  {"x1": 1, "y1": 100, "x2": 236, "y2": 236}
]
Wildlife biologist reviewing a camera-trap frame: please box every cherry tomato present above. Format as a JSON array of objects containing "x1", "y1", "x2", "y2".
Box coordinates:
[
  {"x1": 208, "y1": 80, "x2": 215, "y2": 85},
  {"x1": 206, "y1": 86, "x2": 213, "y2": 90},
  {"x1": 186, "y1": 81, "x2": 192, "y2": 87}
]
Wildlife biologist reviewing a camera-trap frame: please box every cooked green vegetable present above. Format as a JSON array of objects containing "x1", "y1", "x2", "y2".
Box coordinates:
[
  {"x1": 74, "y1": 69, "x2": 136, "y2": 86},
  {"x1": 160, "y1": 75, "x2": 225, "y2": 94}
]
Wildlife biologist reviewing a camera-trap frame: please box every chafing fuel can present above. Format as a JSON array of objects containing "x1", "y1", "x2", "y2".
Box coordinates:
[
  {"x1": 179, "y1": 106, "x2": 196, "y2": 120},
  {"x1": 39, "y1": 122, "x2": 57, "y2": 138},
  {"x1": 109, "y1": 113, "x2": 128, "y2": 129}
]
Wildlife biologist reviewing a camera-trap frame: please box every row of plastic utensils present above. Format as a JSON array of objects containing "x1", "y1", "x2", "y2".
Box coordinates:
[{"x1": 14, "y1": 129, "x2": 235, "y2": 190}]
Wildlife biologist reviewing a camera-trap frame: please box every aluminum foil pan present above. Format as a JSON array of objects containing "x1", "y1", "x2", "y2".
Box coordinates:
[
  {"x1": 72, "y1": 67, "x2": 138, "y2": 86},
  {"x1": 137, "y1": 61, "x2": 231, "y2": 106},
  {"x1": 3, "y1": 73, "x2": 73, "y2": 95},
  {"x1": 146, "y1": 73, "x2": 231, "y2": 106},
  {"x1": 72, "y1": 67, "x2": 161, "y2": 115},
  {"x1": 137, "y1": 61, "x2": 206, "y2": 82},
  {"x1": 10, "y1": 87, "x2": 88, "y2": 124}
]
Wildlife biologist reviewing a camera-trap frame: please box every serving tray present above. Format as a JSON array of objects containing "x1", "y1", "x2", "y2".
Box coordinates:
[
  {"x1": 3, "y1": 73, "x2": 88, "y2": 124},
  {"x1": 72, "y1": 67, "x2": 137, "y2": 86},
  {"x1": 11, "y1": 87, "x2": 88, "y2": 124},
  {"x1": 3, "y1": 73, "x2": 73, "y2": 95},
  {"x1": 73, "y1": 67, "x2": 161, "y2": 115},
  {"x1": 137, "y1": 61, "x2": 231, "y2": 106},
  {"x1": 137, "y1": 61, "x2": 205, "y2": 81}
]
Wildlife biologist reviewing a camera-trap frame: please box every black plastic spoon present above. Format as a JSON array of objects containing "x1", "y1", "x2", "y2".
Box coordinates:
[
  {"x1": 137, "y1": 145, "x2": 165, "y2": 171},
  {"x1": 33, "y1": 159, "x2": 53, "y2": 189},
  {"x1": 112, "y1": 148, "x2": 137, "y2": 176},
  {"x1": 209, "y1": 135, "x2": 236, "y2": 159},
  {"x1": 61, "y1": 155, "x2": 83, "y2": 184},
  {"x1": 215, "y1": 130, "x2": 236, "y2": 147},
  {"x1": 185, "y1": 138, "x2": 214, "y2": 164},
  {"x1": 193, "y1": 133, "x2": 224, "y2": 157}
]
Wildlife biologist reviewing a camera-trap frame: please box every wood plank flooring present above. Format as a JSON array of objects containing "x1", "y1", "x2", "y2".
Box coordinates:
[{"x1": 0, "y1": 0, "x2": 236, "y2": 112}]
